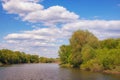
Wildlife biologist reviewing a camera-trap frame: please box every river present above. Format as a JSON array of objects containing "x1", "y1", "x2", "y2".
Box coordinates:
[{"x1": 0, "y1": 63, "x2": 120, "y2": 80}]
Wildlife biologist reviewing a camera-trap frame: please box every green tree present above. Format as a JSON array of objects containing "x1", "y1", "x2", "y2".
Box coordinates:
[
  {"x1": 69, "y1": 30, "x2": 98, "y2": 67},
  {"x1": 30, "y1": 55, "x2": 39, "y2": 63},
  {"x1": 100, "y1": 38, "x2": 119, "y2": 49},
  {"x1": 59, "y1": 45, "x2": 71, "y2": 64}
]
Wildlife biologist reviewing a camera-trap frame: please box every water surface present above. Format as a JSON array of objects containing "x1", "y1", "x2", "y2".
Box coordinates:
[{"x1": 0, "y1": 63, "x2": 120, "y2": 80}]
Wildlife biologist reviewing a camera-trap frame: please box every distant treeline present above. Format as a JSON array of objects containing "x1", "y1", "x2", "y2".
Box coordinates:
[
  {"x1": 59, "y1": 30, "x2": 120, "y2": 73},
  {"x1": 0, "y1": 49, "x2": 57, "y2": 65},
  {"x1": 39, "y1": 57, "x2": 59, "y2": 63}
]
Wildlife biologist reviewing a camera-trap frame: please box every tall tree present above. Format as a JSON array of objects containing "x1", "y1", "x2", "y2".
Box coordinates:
[{"x1": 69, "y1": 30, "x2": 98, "y2": 67}]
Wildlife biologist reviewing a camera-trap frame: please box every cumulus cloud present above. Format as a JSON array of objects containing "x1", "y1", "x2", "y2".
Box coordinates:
[
  {"x1": 4, "y1": 27, "x2": 63, "y2": 41},
  {"x1": 23, "y1": 6, "x2": 79, "y2": 25},
  {"x1": 2, "y1": 0, "x2": 43, "y2": 17},
  {"x1": 3, "y1": 27, "x2": 65, "y2": 57},
  {"x1": 62, "y1": 20, "x2": 120, "y2": 39},
  {"x1": 2, "y1": 0, "x2": 79, "y2": 26}
]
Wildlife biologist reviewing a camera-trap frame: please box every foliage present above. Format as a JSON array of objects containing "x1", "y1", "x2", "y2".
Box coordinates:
[
  {"x1": 81, "y1": 45, "x2": 96, "y2": 63},
  {"x1": 59, "y1": 30, "x2": 98, "y2": 67},
  {"x1": 100, "y1": 38, "x2": 120, "y2": 49},
  {"x1": 0, "y1": 49, "x2": 58, "y2": 65},
  {"x1": 39, "y1": 57, "x2": 56, "y2": 63},
  {"x1": 80, "y1": 59, "x2": 104, "y2": 72},
  {"x1": 0, "y1": 49, "x2": 39, "y2": 64},
  {"x1": 59, "y1": 30, "x2": 120, "y2": 72},
  {"x1": 70, "y1": 30, "x2": 98, "y2": 67},
  {"x1": 59, "y1": 45, "x2": 71, "y2": 64}
]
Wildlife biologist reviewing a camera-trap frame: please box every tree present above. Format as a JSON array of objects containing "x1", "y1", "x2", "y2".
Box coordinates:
[
  {"x1": 100, "y1": 38, "x2": 119, "y2": 49},
  {"x1": 59, "y1": 45, "x2": 71, "y2": 64},
  {"x1": 30, "y1": 55, "x2": 39, "y2": 63},
  {"x1": 69, "y1": 30, "x2": 98, "y2": 67}
]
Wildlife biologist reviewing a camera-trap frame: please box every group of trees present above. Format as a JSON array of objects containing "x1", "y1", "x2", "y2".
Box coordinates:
[
  {"x1": 0, "y1": 49, "x2": 57, "y2": 65},
  {"x1": 0, "y1": 49, "x2": 39, "y2": 64},
  {"x1": 59, "y1": 30, "x2": 120, "y2": 72},
  {"x1": 39, "y1": 57, "x2": 59, "y2": 63}
]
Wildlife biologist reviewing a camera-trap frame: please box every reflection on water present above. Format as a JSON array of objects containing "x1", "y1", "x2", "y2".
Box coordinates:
[{"x1": 0, "y1": 63, "x2": 120, "y2": 80}]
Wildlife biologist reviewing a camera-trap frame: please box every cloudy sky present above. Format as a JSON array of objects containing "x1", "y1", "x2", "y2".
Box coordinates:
[{"x1": 0, "y1": 0, "x2": 120, "y2": 57}]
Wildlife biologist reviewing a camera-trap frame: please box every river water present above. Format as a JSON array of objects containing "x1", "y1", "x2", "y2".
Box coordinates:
[{"x1": 0, "y1": 63, "x2": 120, "y2": 80}]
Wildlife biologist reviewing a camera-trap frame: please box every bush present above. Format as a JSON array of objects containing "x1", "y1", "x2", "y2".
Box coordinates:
[
  {"x1": 60, "y1": 63, "x2": 72, "y2": 68},
  {"x1": 80, "y1": 59, "x2": 103, "y2": 72}
]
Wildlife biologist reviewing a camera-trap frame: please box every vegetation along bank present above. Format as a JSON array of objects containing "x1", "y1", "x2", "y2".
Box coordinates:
[
  {"x1": 59, "y1": 30, "x2": 120, "y2": 74},
  {"x1": 0, "y1": 49, "x2": 57, "y2": 66}
]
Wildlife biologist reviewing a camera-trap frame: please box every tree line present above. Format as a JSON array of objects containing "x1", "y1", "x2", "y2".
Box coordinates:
[
  {"x1": 39, "y1": 57, "x2": 59, "y2": 63},
  {"x1": 0, "y1": 49, "x2": 57, "y2": 65},
  {"x1": 59, "y1": 30, "x2": 120, "y2": 72}
]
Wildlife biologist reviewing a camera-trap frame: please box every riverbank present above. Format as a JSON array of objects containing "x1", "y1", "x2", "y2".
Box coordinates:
[
  {"x1": 60, "y1": 64, "x2": 120, "y2": 74},
  {"x1": 103, "y1": 70, "x2": 120, "y2": 74}
]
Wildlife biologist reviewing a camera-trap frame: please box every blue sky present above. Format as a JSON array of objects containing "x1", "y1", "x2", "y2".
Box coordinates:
[
  {"x1": 0, "y1": 0, "x2": 120, "y2": 57},
  {"x1": 41, "y1": 0, "x2": 120, "y2": 20}
]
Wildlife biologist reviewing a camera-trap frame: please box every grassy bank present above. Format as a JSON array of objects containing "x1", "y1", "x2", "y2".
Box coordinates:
[{"x1": 60, "y1": 63, "x2": 120, "y2": 74}]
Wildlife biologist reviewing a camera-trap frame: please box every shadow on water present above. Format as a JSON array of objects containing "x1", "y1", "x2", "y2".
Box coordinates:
[{"x1": 0, "y1": 63, "x2": 120, "y2": 80}]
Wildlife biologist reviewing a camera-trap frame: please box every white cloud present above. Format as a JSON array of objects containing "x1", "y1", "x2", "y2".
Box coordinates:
[
  {"x1": 2, "y1": 0, "x2": 44, "y2": 16},
  {"x1": 4, "y1": 27, "x2": 63, "y2": 41},
  {"x1": 0, "y1": 27, "x2": 61, "y2": 58},
  {"x1": 2, "y1": 0, "x2": 79, "y2": 26},
  {"x1": 23, "y1": 6, "x2": 79, "y2": 25},
  {"x1": 62, "y1": 20, "x2": 120, "y2": 39}
]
